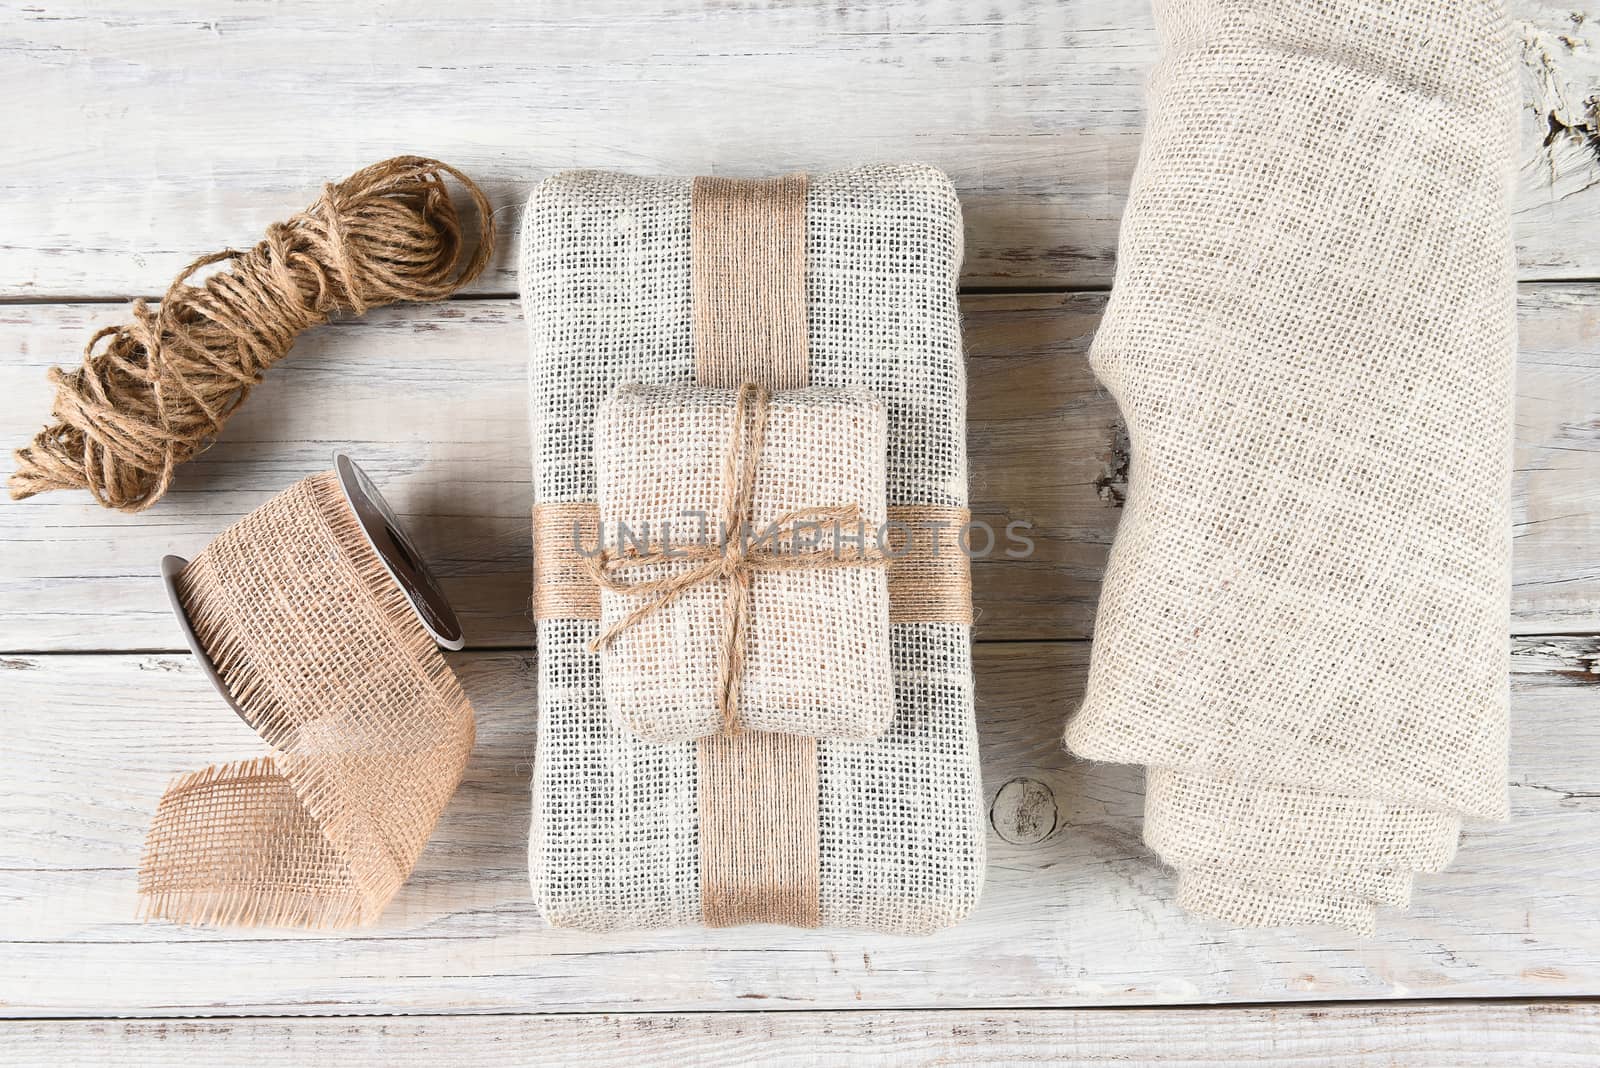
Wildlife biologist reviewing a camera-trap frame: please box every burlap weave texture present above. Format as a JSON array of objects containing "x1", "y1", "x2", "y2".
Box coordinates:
[
  {"x1": 594, "y1": 383, "x2": 893, "y2": 743},
  {"x1": 1063, "y1": 0, "x2": 1518, "y2": 934},
  {"x1": 139, "y1": 473, "x2": 475, "y2": 928}
]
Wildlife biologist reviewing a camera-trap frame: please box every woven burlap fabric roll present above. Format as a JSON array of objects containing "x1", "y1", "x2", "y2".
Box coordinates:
[
  {"x1": 521, "y1": 165, "x2": 984, "y2": 933},
  {"x1": 139, "y1": 473, "x2": 475, "y2": 927},
  {"x1": 593, "y1": 383, "x2": 893, "y2": 743},
  {"x1": 1062, "y1": 0, "x2": 1518, "y2": 934}
]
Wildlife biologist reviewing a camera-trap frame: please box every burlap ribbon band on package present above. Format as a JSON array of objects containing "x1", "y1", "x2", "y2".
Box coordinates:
[
  {"x1": 139, "y1": 456, "x2": 475, "y2": 928},
  {"x1": 1063, "y1": 0, "x2": 1518, "y2": 934},
  {"x1": 521, "y1": 166, "x2": 986, "y2": 932}
]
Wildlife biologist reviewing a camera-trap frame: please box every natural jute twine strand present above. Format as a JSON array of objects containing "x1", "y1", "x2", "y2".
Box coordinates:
[
  {"x1": 585, "y1": 381, "x2": 888, "y2": 736},
  {"x1": 10, "y1": 156, "x2": 496, "y2": 512}
]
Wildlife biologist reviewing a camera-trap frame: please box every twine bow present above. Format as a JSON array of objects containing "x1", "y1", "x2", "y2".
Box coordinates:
[{"x1": 586, "y1": 382, "x2": 887, "y2": 735}]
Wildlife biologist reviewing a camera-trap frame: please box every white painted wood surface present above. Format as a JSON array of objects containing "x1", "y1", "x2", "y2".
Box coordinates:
[
  {"x1": 2, "y1": 0, "x2": 1598, "y2": 1058},
  {"x1": 7, "y1": 1002, "x2": 1600, "y2": 1067},
  {"x1": 3, "y1": 639, "x2": 1598, "y2": 1015},
  {"x1": 1, "y1": 0, "x2": 1598, "y2": 296}
]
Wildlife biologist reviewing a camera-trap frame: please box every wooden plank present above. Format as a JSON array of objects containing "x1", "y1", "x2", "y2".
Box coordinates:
[
  {"x1": 1, "y1": 637, "x2": 1596, "y2": 1016},
  {"x1": 1512, "y1": 284, "x2": 1600, "y2": 633},
  {"x1": 0, "y1": 0, "x2": 1595, "y2": 296},
  {"x1": 6, "y1": 1002, "x2": 1600, "y2": 1066},
  {"x1": 2, "y1": 287, "x2": 1596, "y2": 651}
]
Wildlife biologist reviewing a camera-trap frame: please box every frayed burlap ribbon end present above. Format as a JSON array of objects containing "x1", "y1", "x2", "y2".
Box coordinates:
[{"x1": 139, "y1": 757, "x2": 370, "y2": 928}]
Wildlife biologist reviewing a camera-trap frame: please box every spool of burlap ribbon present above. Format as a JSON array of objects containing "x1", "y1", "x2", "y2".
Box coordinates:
[
  {"x1": 10, "y1": 156, "x2": 494, "y2": 513},
  {"x1": 140, "y1": 457, "x2": 475, "y2": 928}
]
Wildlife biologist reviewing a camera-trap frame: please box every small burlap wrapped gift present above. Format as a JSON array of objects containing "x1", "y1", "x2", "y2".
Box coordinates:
[
  {"x1": 592, "y1": 382, "x2": 893, "y2": 744},
  {"x1": 1064, "y1": 0, "x2": 1518, "y2": 933},
  {"x1": 522, "y1": 165, "x2": 983, "y2": 932}
]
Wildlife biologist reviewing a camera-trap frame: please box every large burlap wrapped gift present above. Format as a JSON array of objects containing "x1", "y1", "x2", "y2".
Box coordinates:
[
  {"x1": 1064, "y1": 0, "x2": 1519, "y2": 934},
  {"x1": 521, "y1": 166, "x2": 984, "y2": 932},
  {"x1": 592, "y1": 382, "x2": 893, "y2": 744}
]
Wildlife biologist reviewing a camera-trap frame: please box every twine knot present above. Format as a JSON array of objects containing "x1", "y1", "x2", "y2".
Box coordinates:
[
  {"x1": 585, "y1": 382, "x2": 887, "y2": 735},
  {"x1": 10, "y1": 156, "x2": 496, "y2": 513}
]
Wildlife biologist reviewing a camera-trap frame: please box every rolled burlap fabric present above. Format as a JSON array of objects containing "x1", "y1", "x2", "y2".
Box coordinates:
[{"x1": 1064, "y1": 0, "x2": 1518, "y2": 934}]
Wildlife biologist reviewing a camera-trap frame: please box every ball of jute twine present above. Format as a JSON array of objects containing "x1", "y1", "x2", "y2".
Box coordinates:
[{"x1": 9, "y1": 155, "x2": 496, "y2": 513}]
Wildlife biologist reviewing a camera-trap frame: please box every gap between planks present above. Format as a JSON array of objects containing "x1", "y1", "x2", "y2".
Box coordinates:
[
  {"x1": 0, "y1": 274, "x2": 1592, "y2": 311},
  {"x1": 3, "y1": 1000, "x2": 1598, "y2": 1066}
]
